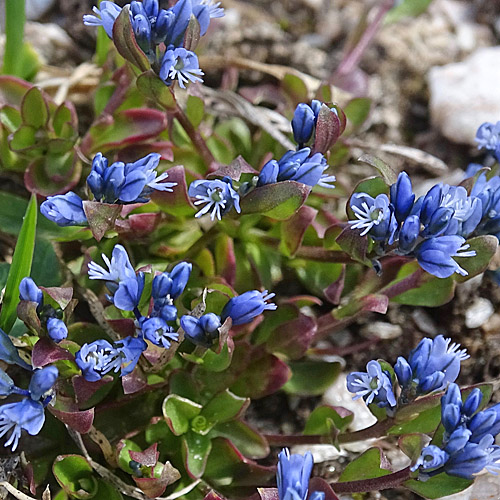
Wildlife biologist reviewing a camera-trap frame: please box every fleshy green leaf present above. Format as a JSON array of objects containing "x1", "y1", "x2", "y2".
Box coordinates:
[
  {"x1": 136, "y1": 70, "x2": 176, "y2": 110},
  {"x1": 404, "y1": 474, "x2": 472, "y2": 499},
  {"x1": 52, "y1": 455, "x2": 98, "y2": 500},
  {"x1": 338, "y1": 448, "x2": 392, "y2": 482},
  {"x1": 163, "y1": 394, "x2": 202, "y2": 436},
  {"x1": 358, "y1": 154, "x2": 397, "y2": 185},
  {"x1": 0, "y1": 194, "x2": 37, "y2": 333},
  {"x1": 117, "y1": 439, "x2": 142, "y2": 473},
  {"x1": 454, "y1": 235, "x2": 498, "y2": 283},
  {"x1": 211, "y1": 420, "x2": 269, "y2": 459},
  {"x1": 304, "y1": 405, "x2": 354, "y2": 435},
  {"x1": 201, "y1": 390, "x2": 249, "y2": 425},
  {"x1": 283, "y1": 360, "x2": 341, "y2": 396},
  {"x1": 183, "y1": 431, "x2": 212, "y2": 478},
  {"x1": 240, "y1": 181, "x2": 311, "y2": 220},
  {"x1": 21, "y1": 87, "x2": 49, "y2": 128}
]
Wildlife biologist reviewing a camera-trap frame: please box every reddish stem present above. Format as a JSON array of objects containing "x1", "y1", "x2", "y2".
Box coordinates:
[{"x1": 332, "y1": 466, "x2": 412, "y2": 493}]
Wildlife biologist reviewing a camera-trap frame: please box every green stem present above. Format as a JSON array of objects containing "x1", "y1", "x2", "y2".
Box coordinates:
[
  {"x1": 2, "y1": 0, "x2": 26, "y2": 76},
  {"x1": 184, "y1": 224, "x2": 220, "y2": 260}
]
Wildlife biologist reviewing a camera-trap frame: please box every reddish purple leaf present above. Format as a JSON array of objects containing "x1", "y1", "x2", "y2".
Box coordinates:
[
  {"x1": 41, "y1": 286, "x2": 73, "y2": 310},
  {"x1": 115, "y1": 212, "x2": 161, "y2": 238},
  {"x1": 281, "y1": 205, "x2": 317, "y2": 257},
  {"x1": 48, "y1": 407, "x2": 94, "y2": 434},
  {"x1": 17, "y1": 300, "x2": 41, "y2": 334},
  {"x1": 122, "y1": 365, "x2": 148, "y2": 395},
  {"x1": 312, "y1": 103, "x2": 346, "y2": 154},
  {"x1": 208, "y1": 156, "x2": 258, "y2": 181},
  {"x1": 308, "y1": 477, "x2": 340, "y2": 500},
  {"x1": 150, "y1": 165, "x2": 196, "y2": 216},
  {"x1": 32, "y1": 337, "x2": 73, "y2": 367},
  {"x1": 336, "y1": 226, "x2": 369, "y2": 264},
  {"x1": 72, "y1": 375, "x2": 114, "y2": 405},
  {"x1": 204, "y1": 492, "x2": 227, "y2": 500},
  {"x1": 83, "y1": 201, "x2": 121, "y2": 242},
  {"x1": 0, "y1": 75, "x2": 33, "y2": 107},
  {"x1": 258, "y1": 488, "x2": 279, "y2": 500},
  {"x1": 107, "y1": 318, "x2": 136, "y2": 338},
  {"x1": 133, "y1": 461, "x2": 180, "y2": 498},
  {"x1": 129, "y1": 443, "x2": 159, "y2": 467},
  {"x1": 324, "y1": 265, "x2": 346, "y2": 305},
  {"x1": 267, "y1": 313, "x2": 317, "y2": 360},
  {"x1": 361, "y1": 294, "x2": 389, "y2": 314}
]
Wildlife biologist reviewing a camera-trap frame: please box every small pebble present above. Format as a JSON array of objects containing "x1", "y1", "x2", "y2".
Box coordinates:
[{"x1": 465, "y1": 298, "x2": 494, "y2": 329}]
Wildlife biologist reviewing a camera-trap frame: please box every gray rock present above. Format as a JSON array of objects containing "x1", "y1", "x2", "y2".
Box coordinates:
[{"x1": 428, "y1": 46, "x2": 500, "y2": 145}]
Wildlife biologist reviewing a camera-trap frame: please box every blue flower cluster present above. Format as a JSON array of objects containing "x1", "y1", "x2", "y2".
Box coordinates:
[
  {"x1": 475, "y1": 120, "x2": 500, "y2": 161},
  {"x1": 76, "y1": 244, "x2": 277, "y2": 379},
  {"x1": 349, "y1": 171, "x2": 480, "y2": 278},
  {"x1": 276, "y1": 448, "x2": 324, "y2": 500},
  {"x1": 19, "y1": 277, "x2": 68, "y2": 343},
  {"x1": 257, "y1": 100, "x2": 340, "y2": 190},
  {"x1": 84, "y1": 0, "x2": 224, "y2": 89},
  {"x1": 0, "y1": 331, "x2": 58, "y2": 451},
  {"x1": 412, "y1": 383, "x2": 500, "y2": 480},
  {"x1": 347, "y1": 336, "x2": 468, "y2": 413},
  {"x1": 41, "y1": 152, "x2": 176, "y2": 227}
]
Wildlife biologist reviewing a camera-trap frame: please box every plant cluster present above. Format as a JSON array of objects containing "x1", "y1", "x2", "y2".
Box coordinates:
[{"x1": 2, "y1": 1, "x2": 500, "y2": 499}]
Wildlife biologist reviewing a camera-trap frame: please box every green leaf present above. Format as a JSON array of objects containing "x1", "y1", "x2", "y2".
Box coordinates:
[
  {"x1": 398, "y1": 434, "x2": 427, "y2": 462},
  {"x1": 282, "y1": 73, "x2": 308, "y2": 103},
  {"x1": 240, "y1": 181, "x2": 311, "y2": 220},
  {"x1": 291, "y1": 260, "x2": 344, "y2": 299},
  {"x1": 404, "y1": 474, "x2": 472, "y2": 499},
  {"x1": 344, "y1": 97, "x2": 371, "y2": 129},
  {"x1": 280, "y1": 206, "x2": 317, "y2": 257},
  {"x1": 283, "y1": 360, "x2": 341, "y2": 396},
  {"x1": 454, "y1": 235, "x2": 498, "y2": 283},
  {"x1": 93, "y1": 480, "x2": 123, "y2": 500},
  {"x1": 162, "y1": 394, "x2": 202, "y2": 436},
  {"x1": 21, "y1": 87, "x2": 49, "y2": 128},
  {"x1": 357, "y1": 154, "x2": 397, "y2": 185},
  {"x1": 202, "y1": 343, "x2": 233, "y2": 372},
  {"x1": 0, "y1": 194, "x2": 37, "y2": 333},
  {"x1": 386, "y1": 0, "x2": 433, "y2": 23},
  {"x1": 384, "y1": 262, "x2": 455, "y2": 307},
  {"x1": 201, "y1": 390, "x2": 249, "y2": 425},
  {"x1": 52, "y1": 455, "x2": 98, "y2": 500},
  {"x1": 183, "y1": 431, "x2": 212, "y2": 478},
  {"x1": 186, "y1": 94, "x2": 204, "y2": 127},
  {"x1": 338, "y1": 448, "x2": 392, "y2": 482},
  {"x1": 136, "y1": 70, "x2": 176, "y2": 110},
  {"x1": 304, "y1": 405, "x2": 353, "y2": 435},
  {"x1": 0, "y1": 263, "x2": 10, "y2": 289},
  {"x1": 117, "y1": 439, "x2": 142, "y2": 474},
  {"x1": 210, "y1": 420, "x2": 269, "y2": 459}
]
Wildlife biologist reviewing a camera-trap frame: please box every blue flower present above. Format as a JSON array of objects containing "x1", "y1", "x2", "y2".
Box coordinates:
[
  {"x1": 395, "y1": 336, "x2": 468, "y2": 395},
  {"x1": 180, "y1": 313, "x2": 221, "y2": 347},
  {"x1": 398, "y1": 215, "x2": 420, "y2": 252},
  {"x1": 152, "y1": 262, "x2": 192, "y2": 303},
  {"x1": 0, "y1": 369, "x2": 15, "y2": 397},
  {"x1": 412, "y1": 445, "x2": 449, "y2": 474},
  {"x1": 83, "y1": 1, "x2": 122, "y2": 38},
  {"x1": 114, "y1": 336, "x2": 148, "y2": 376},
  {"x1": 276, "y1": 448, "x2": 313, "y2": 500},
  {"x1": 46, "y1": 318, "x2": 68, "y2": 343},
  {"x1": 87, "y1": 152, "x2": 176, "y2": 204},
  {"x1": 159, "y1": 48, "x2": 204, "y2": 89},
  {"x1": 390, "y1": 172, "x2": 415, "y2": 224},
  {"x1": 346, "y1": 360, "x2": 397, "y2": 409},
  {"x1": 0, "y1": 328, "x2": 31, "y2": 370},
  {"x1": 40, "y1": 192, "x2": 87, "y2": 227},
  {"x1": 414, "y1": 235, "x2": 476, "y2": 279},
  {"x1": 258, "y1": 160, "x2": 279, "y2": 185},
  {"x1": 165, "y1": 0, "x2": 193, "y2": 47},
  {"x1": 475, "y1": 121, "x2": 500, "y2": 154},
  {"x1": 221, "y1": 290, "x2": 277, "y2": 326},
  {"x1": 271, "y1": 148, "x2": 333, "y2": 189},
  {"x1": 0, "y1": 399, "x2": 46, "y2": 451},
  {"x1": 28, "y1": 366, "x2": 58, "y2": 401},
  {"x1": 19, "y1": 277, "x2": 43, "y2": 308},
  {"x1": 189, "y1": 178, "x2": 241, "y2": 220},
  {"x1": 75, "y1": 339, "x2": 119, "y2": 382},
  {"x1": 140, "y1": 317, "x2": 179, "y2": 349},
  {"x1": 292, "y1": 103, "x2": 316, "y2": 145},
  {"x1": 112, "y1": 273, "x2": 145, "y2": 312},
  {"x1": 349, "y1": 193, "x2": 397, "y2": 241},
  {"x1": 88, "y1": 244, "x2": 136, "y2": 284},
  {"x1": 192, "y1": 0, "x2": 224, "y2": 35}
]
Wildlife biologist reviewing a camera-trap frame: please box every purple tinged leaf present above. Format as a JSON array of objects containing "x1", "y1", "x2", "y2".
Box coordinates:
[
  {"x1": 112, "y1": 6, "x2": 150, "y2": 72},
  {"x1": 129, "y1": 443, "x2": 159, "y2": 467},
  {"x1": 41, "y1": 286, "x2": 73, "y2": 310},
  {"x1": 207, "y1": 156, "x2": 259, "y2": 181},
  {"x1": 48, "y1": 407, "x2": 95, "y2": 434},
  {"x1": 121, "y1": 365, "x2": 148, "y2": 395},
  {"x1": 324, "y1": 265, "x2": 346, "y2": 305},
  {"x1": 280, "y1": 205, "x2": 317, "y2": 257},
  {"x1": 82, "y1": 201, "x2": 121, "y2": 242},
  {"x1": 136, "y1": 70, "x2": 176, "y2": 110},
  {"x1": 358, "y1": 154, "x2": 398, "y2": 185},
  {"x1": 32, "y1": 337, "x2": 73, "y2": 367},
  {"x1": 72, "y1": 375, "x2": 114, "y2": 405},
  {"x1": 183, "y1": 14, "x2": 201, "y2": 51},
  {"x1": 308, "y1": 477, "x2": 341, "y2": 500},
  {"x1": 312, "y1": 103, "x2": 346, "y2": 154},
  {"x1": 133, "y1": 462, "x2": 181, "y2": 498},
  {"x1": 204, "y1": 492, "x2": 226, "y2": 500},
  {"x1": 258, "y1": 488, "x2": 280, "y2": 500},
  {"x1": 336, "y1": 226, "x2": 370, "y2": 265},
  {"x1": 17, "y1": 300, "x2": 42, "y2": 334},
  {"x1": 267, "y1": 313, "x2": 317, "y2": 360},
  {"x1": 151, "y1": 165, "x2": 196, "y2": 216}
]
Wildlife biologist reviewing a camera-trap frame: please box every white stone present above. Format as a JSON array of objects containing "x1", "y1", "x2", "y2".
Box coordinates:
[
  {"x1": 465, "y1": 297, "x2": 494, "y2": 329},
  {"x1": 428, "y1": 46, "x2": 500, "y2": 145}
]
